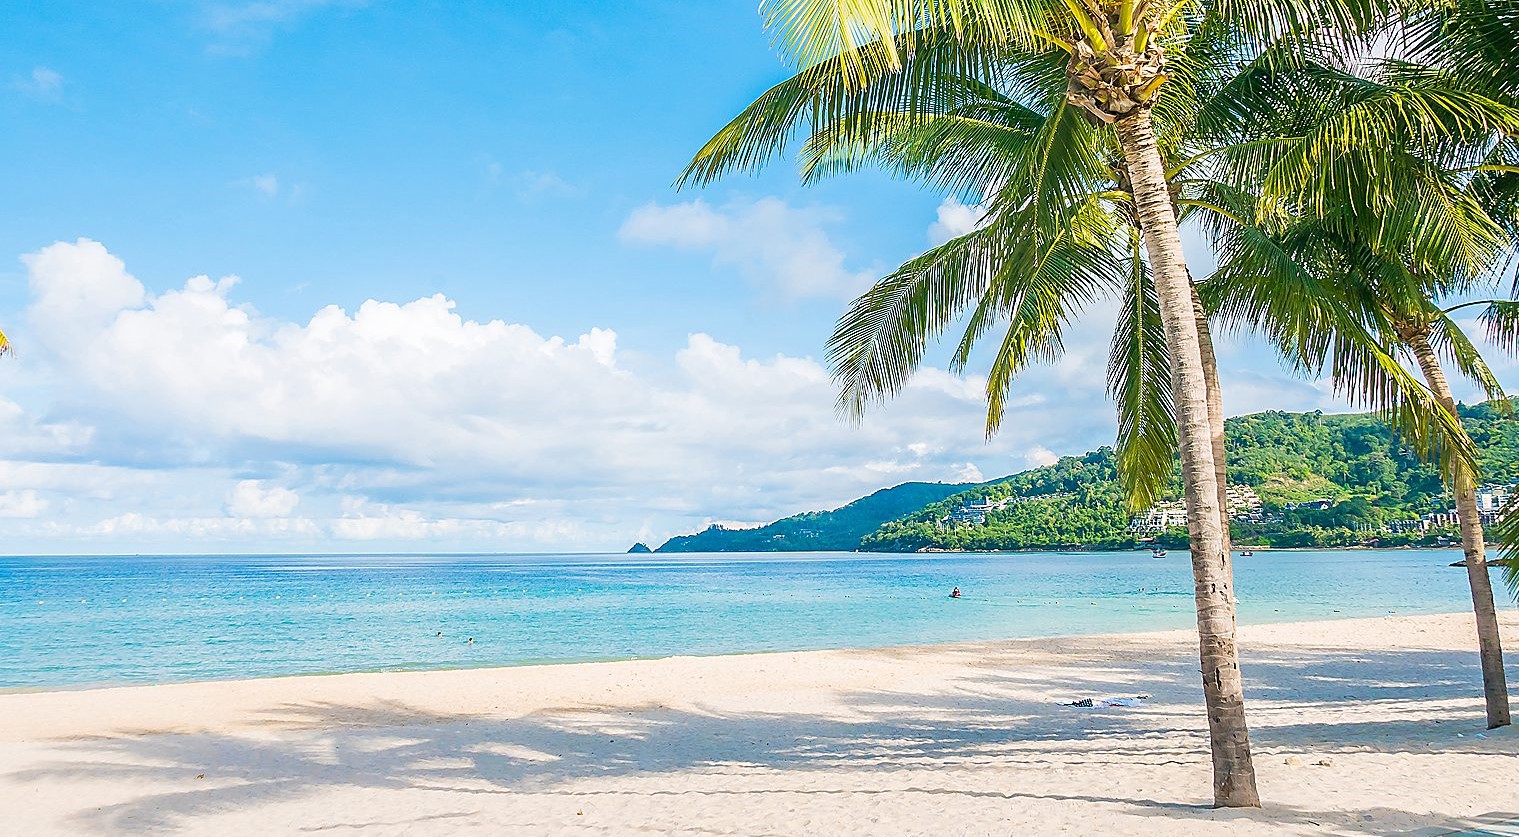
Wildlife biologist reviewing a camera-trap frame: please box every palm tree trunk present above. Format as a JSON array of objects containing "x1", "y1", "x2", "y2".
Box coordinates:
[
  {"x1": 1407, "y1": 329, "x2": 1511, "y2": 728},
  {"x1": 1194, "y1": 286, "x2": 1232, "y2": 562},
  {"x1": 1116, "y1": 109, "x2": 1260, "y2": 807}
]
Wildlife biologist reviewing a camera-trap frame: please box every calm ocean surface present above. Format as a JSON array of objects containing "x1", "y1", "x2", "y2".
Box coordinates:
[{"x1": 0, "y1": 549, "x2": 1503, "y2": 690}]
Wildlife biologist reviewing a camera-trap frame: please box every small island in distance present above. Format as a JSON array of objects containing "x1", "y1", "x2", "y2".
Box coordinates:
[{"x1": 644, "y1": 403, "x2": 1519, "y2": 554}]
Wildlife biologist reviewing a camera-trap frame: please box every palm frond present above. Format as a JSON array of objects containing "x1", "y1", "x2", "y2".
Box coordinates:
[
  {"x1": 678, "y1": 24, "x2": 1008, "y2": 188},
  {"x1": 758, "y1": 0, "x2": 1041, "y2": 81},
  {"x1": 1203, "y1": 219, "x2": 1480, "y2": 478},
  {"x1": 1430, "y1": 309, "x2": 1507, "y2": 405},
  {"x1": 1489, "y1": 491, "x2": 1519, "y2": 600},
  {"x1": 1108, "y1": 234, "x2": 1175, "y2": 509},
  {"x1": 1476, "y1": 299, "x2": 1519, "y2": 357}
]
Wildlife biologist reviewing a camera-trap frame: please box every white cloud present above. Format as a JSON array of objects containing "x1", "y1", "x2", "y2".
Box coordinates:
[
  {"x1": 619, "y1": 197, "x2": 877, "y2": 299},
  {"x1": 1024, "y1": 446, "x2": 1059, "y2": 468},
  {"x1": 0, "y1": 490, "x2": 49, "y2": 519},
  {"x1": 24, "y1": 238, "x2": 1346, "y2": 552},
  {"x1": 12, "y1": 67, "x2": 63, "y2": 100},
  {"x1": 226, "y1": 480, "x2": 300, "y2": 517},
  {"x1": 927, "y1": 196, "x2": 987, "y2": 245},
  {"x1": 951, "y1": 462, "x2": 984, "y2": 482}
]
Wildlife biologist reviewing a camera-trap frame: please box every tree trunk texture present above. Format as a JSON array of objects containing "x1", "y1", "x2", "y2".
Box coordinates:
[
  {"x1": 1193, "y1": 285, "x2": 1232, "y2": 565},
  {"x1": 1407, "y1": 328, "x2": 1511, "y2": 728},
  {"x1": 1116, "y1": 109, "x2": 1260, "y2": 807}
]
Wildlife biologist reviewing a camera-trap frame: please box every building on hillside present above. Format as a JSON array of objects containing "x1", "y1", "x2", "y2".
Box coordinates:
[
  {"x1": 942, "y1": 498, "x2": 1010, "y2": 527},
  {"x1": 1424, "y1": 510, "x2": 1460, "y2": 530},
  {"x1": 1476, "y1": 484, "x2": 1513, "y2": 513},
  {"x1": 946, "y1": 506, "x2": 988, "y2": 526},
  {"x1": 1225, "y1": 484, "x2": 1264, "y2": 522},
  {"x1": 1128, "y1": 501, "x2": 1189, "y2": 535},
  {"x1": 1128, "y1": 486, "x2": 1263, "y2": 534}
]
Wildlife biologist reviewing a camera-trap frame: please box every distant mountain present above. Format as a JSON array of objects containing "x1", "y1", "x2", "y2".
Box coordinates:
[
  {"x1": 651, "y1": 403, "x2": 1519, "y2": 554},
  {"x1": 627, "y1": 542, "x2": 652, "y2": 554},
  {"x1": 655, "y1": 481, "x2": 978, "y2": 552}
]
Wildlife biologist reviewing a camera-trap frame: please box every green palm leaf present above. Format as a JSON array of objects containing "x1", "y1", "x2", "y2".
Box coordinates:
[{"x1": 1108, "y1": 233, "x2": 1175, "y2": 509}]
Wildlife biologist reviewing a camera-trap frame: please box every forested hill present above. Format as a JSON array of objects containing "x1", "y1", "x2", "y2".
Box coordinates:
[
  {"x1": 650, "y1": 403, "x2": 1519, "y2": 554},
  {"x1": 863, "y1": 403, "x2": 1519, "y2": 551},
  {"x1": 655, "y1": 481, "x2": 979, "y2": 552}
]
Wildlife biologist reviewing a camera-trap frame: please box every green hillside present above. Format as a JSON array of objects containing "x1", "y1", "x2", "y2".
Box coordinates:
[
  {"x1": 861, "y1": 449, "x2": 1134, "y2": 551},
  {"x1": 862, "y1": 402, "x2": 1519, "y2": 552},
  {"x1": 655, "y1": 481, "x2": 977, "y2": 552},
  {"x1": 651, "y1": 403, "x2": 1519, "y2": 554}
]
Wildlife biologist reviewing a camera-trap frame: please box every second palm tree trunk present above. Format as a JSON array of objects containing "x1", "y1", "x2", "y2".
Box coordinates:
[
  {"x1": 1194, "y1": 288, "x2": 1233, "y2": 565},
  {"x1": 1407, "y1": 329, "x2": 1511, "y2": 728},
  {"x1": 1116, "y1": 109, "x2": 1260, "y2": 807}
]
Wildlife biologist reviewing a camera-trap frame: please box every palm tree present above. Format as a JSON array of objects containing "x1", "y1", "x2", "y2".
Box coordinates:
[
  {"x1": 1201, "y1": 66, "x2": 1518, "y2": 726},
  {"x1": 682, "y1": 0, "x2": 1502, "y2": 804},
  {"x1": 686, "y1": 6, "x2": 1259, "y2": 801}
]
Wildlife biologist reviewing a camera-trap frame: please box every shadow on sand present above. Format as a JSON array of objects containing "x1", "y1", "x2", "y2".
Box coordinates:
[{"x1": 10, "y1": 640, "x2": 1516, "y2": 835}]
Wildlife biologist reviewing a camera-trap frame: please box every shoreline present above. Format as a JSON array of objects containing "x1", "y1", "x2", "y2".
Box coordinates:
[
  {"x1": 1, "y1": 544, "x2": 1474, "y2": 559},
  {"x1": 2, "y1": 599, "x2": 1476, "y2": 696}
]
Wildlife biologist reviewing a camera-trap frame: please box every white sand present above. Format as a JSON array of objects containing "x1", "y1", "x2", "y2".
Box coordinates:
[{"x1": 2, "y1": 612, "x2": 1516, "y2": 836}]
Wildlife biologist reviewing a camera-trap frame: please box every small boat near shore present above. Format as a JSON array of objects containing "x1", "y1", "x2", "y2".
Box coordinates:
[{"x1": 1448, "y1": 556, "x2": 1513, "y2": 567}]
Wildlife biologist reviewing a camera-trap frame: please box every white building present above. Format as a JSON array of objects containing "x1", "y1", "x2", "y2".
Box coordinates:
[
  {"x1": 1225, "y1": 484, "x2": 1264, "y2": 522},
  {"x1": 1476, "y1": 484, "x2": 1513, "y2": 513},
  {"x1": 1128, "y1": 501, "x2": 1189, "y2": 535}
]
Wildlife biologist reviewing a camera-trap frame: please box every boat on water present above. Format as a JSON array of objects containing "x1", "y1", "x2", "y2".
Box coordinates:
[
  {"x1": 1240, "y1": 550, "x2": 1254, "y2": 557},
  {"x1": 1151, "y1": 548, "x2": 1167, "y2": 558}
]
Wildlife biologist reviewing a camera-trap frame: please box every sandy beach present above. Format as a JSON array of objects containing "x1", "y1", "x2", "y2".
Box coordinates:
[{"x1": 2, "y1": 611, "x2": 1516, "y2": 836}]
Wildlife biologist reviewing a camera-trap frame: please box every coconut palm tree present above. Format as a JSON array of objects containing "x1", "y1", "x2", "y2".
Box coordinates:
[
  {"x1": 1200, "y1": 62, "x2": 1518, "y2": 726},
  {"x1": 686, "y1": 8, "x2": 1261, "y2": 800}
]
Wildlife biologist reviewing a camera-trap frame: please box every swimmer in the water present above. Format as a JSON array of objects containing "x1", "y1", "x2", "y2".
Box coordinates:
[
  {"x1": 437, "y1": 631, "x2": 443, "y2": 637},
  {"x1": 467, "y1": 637, "x2": 474, "y2": 645}
]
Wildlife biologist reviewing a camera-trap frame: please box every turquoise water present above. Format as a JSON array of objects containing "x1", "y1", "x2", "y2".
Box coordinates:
[{"x1": 0, "y1": 549, "x2": 1504, "y2": 690}]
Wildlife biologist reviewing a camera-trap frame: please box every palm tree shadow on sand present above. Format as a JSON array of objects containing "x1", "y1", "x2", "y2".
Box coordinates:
[{"x1": 9, "y1": 643, "x2": 1516, "y2": 835}]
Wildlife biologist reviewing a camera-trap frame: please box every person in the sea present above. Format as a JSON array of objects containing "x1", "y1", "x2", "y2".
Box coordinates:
[{"x1": 950, "y1": 587, "x2": 961, "y2": 599}]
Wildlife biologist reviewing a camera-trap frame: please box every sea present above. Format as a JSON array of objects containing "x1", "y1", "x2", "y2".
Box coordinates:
[{"x1": 0, "y1": 548, "x2": 1505, "y2": 691}]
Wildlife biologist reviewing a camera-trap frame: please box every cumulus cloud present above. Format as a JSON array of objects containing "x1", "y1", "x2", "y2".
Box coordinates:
[
  {"x1": 1024, "y1": 446, "x2": 1060, "y2": 468},
  {"x1": 927, "y1": 196, "x2": 987, "y2": 245},
  {"x1": 619, "y1": 197, "x2": 877, "y2": 299},
  {"x1": 226, "y1": 480, "x2": 300, "y2": 517},
  {"x1": 0, "y1": 490, "x2": 49, "y2": 519},
  {"x1": 6, "y1": 238, "x2": 1127, "y2": 551}
]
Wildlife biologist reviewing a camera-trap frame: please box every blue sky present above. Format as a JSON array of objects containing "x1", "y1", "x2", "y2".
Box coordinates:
[{"x1": 0, "y1": 1, "x2": 1498, "y2": 553}]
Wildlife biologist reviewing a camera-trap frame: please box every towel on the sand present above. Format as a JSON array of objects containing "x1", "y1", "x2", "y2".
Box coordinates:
[{"x1": 1062, "y1": 695, "x2": 1149, "y2": 708}]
